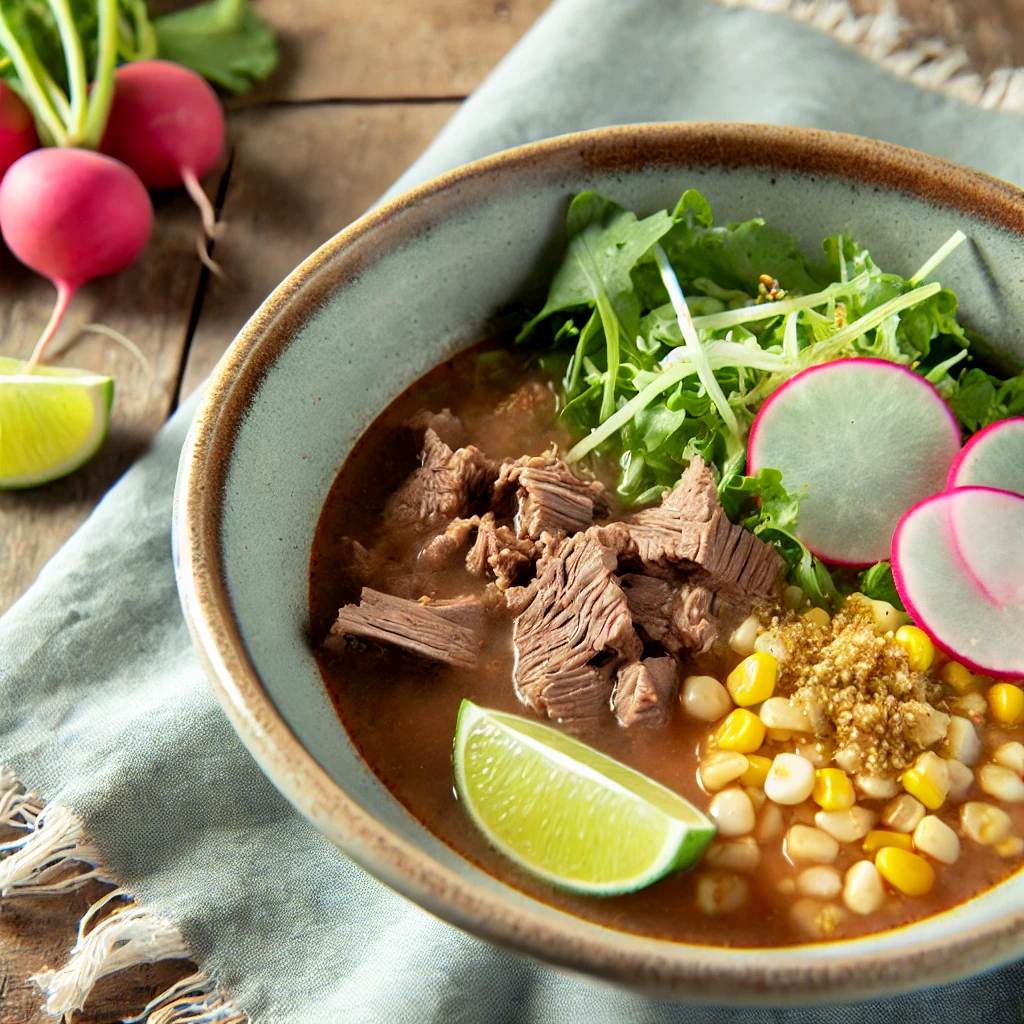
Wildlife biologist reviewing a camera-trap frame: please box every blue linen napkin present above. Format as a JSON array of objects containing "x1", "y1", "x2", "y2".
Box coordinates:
[{"x1": 4, "y1": 0, "x2": 1024, "y2": 1020}]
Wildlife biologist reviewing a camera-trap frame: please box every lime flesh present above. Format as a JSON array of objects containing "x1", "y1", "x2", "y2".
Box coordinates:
[
  {"x1": 0, "y1": 357, "x2": 113, "y2": 489},
  {"x1": 453, "y1": 700, "x2": 715, "y2": 895}
]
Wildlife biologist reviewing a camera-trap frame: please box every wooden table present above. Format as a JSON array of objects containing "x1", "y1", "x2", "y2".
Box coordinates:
[{"x1": 0, "y1": 0, "x2": 1020, "y2": 1019}]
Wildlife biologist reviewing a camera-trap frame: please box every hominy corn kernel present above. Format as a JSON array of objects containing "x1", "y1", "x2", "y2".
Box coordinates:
[
  {"x1": 993, "y1": 742, "x2": 1024, "y2": 775},
  {"x1": 759, "y1": 697, "x2": 810, "y2": 733},
  {"x1": 795, "y1": 738, "x2": 833, "y2": 768},
  {"x1": 978, "y1": 764, "x2": 1024, "y2": 803},
  {"x1": 833, "y1": 747, "x2": 861, "y2": 774},
  {"x1": 855, "y1": 774, "x2": 900, "y2": 801},
  {"x1": 940, "y1": 661, "x2": 976, "y2": 695},
  {"x1": 882, "y1": 793, "x2": 927, "y2": 833},
  {"x1": 868, "y1": 598, "x2": 908, "y2": 635},
  {"x1": 728, "y1": 616, "x2": 759, "y2": 656},
  {"x1": 790, "y1": 898, "x2": 846, "y2": 939},
  {"x1": 912, "y1": 815, "x2": 960, "y2": 865},
  {"x1": 946, "y1": 758, "x2": 975, "y2": 802},
  {"x1": 727, "y1": 652, "x2": 778, "y2": 706},
  {"x1": 894, "y1": 625, "x2": 935, "y2": 671},
  {"x1": 740, "y1": 754, "x2": 773, "y2": 789},
  {"x1": 801, "y1": 606, "x2": 831, "y2": 629},
  {"x1": 988, "y1": 683, "x2": 1024, "y2": 725},
  {"x1": 783, "y1": 585, "x2": 806, "y2": 610},
  {"x1": 716, "y1": 709, "x2": 767, "y2": 754},
  {"x1": 785, "y1": 824, "x2": 840, "y2": 864},
  {"x1": 813, "y1": 768, "x2": 855, "y2": 811},
  {"x1": 815, "y1": 806, "x2": 877, "y2": 844},
  {"x1": 797, "y1": 865, "x2": 843, "y2": 899},
  {"x1": 699, "y1": 750, "x2": 749, "y2": 792},
  {"x1": 961, "y1": 802, "x2": 1013, "y2": 846},
  {"x1": 995, "y1": 835, "x2": 1024, "y2": 860},
  {"x1": 862, "y1": 829, "x2": 914, "y2": 854},
  {"x1": 765, "y1": 753, "x2": 816, "y2": 805},
  {"x1": 705, "y1": 837, "x2": 761, "y2": 873},
  {"x1": 843, "y1": 860, "x2": 886, "y2": 915},
  {"x1": 875, "y1": 846, "x2": 935, "y2": 896},
  {"x1": 744, "y1": 786, "x2": 766, "y2": 812},
  {"x1": 682, "y1": 675, "x2": 733, "y2": 722},
  {"x1": 900, "y1": 751, "x2": 949, "y2": 810},
  {"x1": 695, "y1": 872, "x2": 749, "y2": 915},
  {"x1": 755, "y1": 802, "x2": 785, "y2": 844},
  {"x1": 709, "y1": 788, "x2": 756, "y2": 837},
  {"x1": 943, "y1": 716, "x2": 981, "y2": 766},
  {"x1": 954, "y1": 691, "x2": 988, "y2": 722}
]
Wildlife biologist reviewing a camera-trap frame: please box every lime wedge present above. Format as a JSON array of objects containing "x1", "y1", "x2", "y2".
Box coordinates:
[
  {"x1": 453, "y1": 700, "x2": 715, "y2": 895},
  {"x1": 0, "y1": 357, "x2": 113, "y2": 489}
]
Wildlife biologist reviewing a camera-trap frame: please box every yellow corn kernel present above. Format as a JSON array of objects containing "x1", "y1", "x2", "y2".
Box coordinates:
[
  {"x1": 726, "y1": 652, "x2": 777, "y2": 707},
  {"x1": 874, "y1": 846, "x2": 935, "y2": 897},
  {"x1": 940, "y1": 661, "x2": 976, "y2": 695},
  {"x1": 740, "y1": 754, "x2": 773, "y2": 788},
  {"x1": 894, "y1": 625, "x2": 935, "y2": 672},
  {"x1": 812, "y1": 768, "x2": 855, "y2": 811},
  {"x1": 988, "y1": 682, "x2": 1024, "y2": 726},
  {"x1": 862, "y1": 830, "x2": 913, "y2": 854},
  {"x1": 900, "y1": 752, "x2": 949, "y2": 811},
  {"x1": 716, "y1": 709, "x2": 767, "y2": 754},
  {"x1": 801, "y1": 606, "x2": 831, "y2": 629}
]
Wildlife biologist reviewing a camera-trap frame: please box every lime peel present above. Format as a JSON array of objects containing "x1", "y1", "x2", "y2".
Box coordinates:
[
  {"x1": 453, "y1": 700, "x2": 715, "y2": 895},
  {"x1": 0, "y1": 356, "x2": 113, "y2": 489}
]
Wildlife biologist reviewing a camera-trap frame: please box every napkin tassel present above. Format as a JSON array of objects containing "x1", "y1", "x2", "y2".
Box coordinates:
[
  {"x1": 0, "y1": 769, "x2": 246, "y2": 1023},
  {"x1": 717, "y1": 0, "x2": 1024, "y2": 113}
]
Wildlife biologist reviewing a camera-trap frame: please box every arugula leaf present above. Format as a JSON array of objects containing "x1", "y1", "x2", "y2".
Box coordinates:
[
  {"x1": 153, "y1": 0, "x2": 278, "y2": 94},
  {"x1": 949, "y1": 367, "x2": 1024, "y2": 433},
  {"x1": 859, "y1": 561, "x2": 905, "y2": 611}
]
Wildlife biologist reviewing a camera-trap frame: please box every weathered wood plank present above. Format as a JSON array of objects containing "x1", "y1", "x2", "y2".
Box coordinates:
[
  {"x1": 178, "y1": 102, "x2": 458, "y2": 399},
  {"x1": 234, "y1": 0, "x2": 553, "y2": 103},
  {"x1": 0, "y1": 176, "x2": 224, "y2": 617}
]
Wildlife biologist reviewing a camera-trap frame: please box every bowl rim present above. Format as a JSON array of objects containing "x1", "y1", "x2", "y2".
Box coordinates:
[{"x1": 173, "y1": 121, "x2": 1024, "y2": 1003}]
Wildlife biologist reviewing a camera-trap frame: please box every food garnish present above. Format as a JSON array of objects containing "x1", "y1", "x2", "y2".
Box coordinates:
[{"x1": 946, "y1": 416, "x2": 1024, "y2": 495}]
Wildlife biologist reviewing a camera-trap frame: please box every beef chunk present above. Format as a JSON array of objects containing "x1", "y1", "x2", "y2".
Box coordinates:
[
  {"x1": 509, "y1": 531, "x2": 641, "y2": 728},
  {"x1": 418, "y1": 516, "x2": 480, "y2": 569},
  {"x1": 465, "y1": 512, "x2": 539, "y2": 590},
  {"x1": 385, "y1": 428, "x2": 498, "y2": 530},
  {"x1": 604, "y1": 457, "x2": 782, "y2": 596},
  {"x1": 494, "y1": 381, "x2": 557, "y2": 427},
  {"x1": 493, "y1": 448, "x2": 608, "y2": 540},
  {"x1": 619, "y1": 574, "x2": 675, "y2": 643},
  {"x1": 337, "y1": 536, "x2": 375, "y2": 582},
  {"x1": 326, "y1": 588, "x2": 482, "y2": 669},
  {"x1": 612, "y1": 657, "x2": 679, "y2": 728},
  {"x1": 405, "y1": 408, "x2": 467, "y2": 450},
  {"x1": 671, "y1": 581, "x2": 721, "y2": 655}
]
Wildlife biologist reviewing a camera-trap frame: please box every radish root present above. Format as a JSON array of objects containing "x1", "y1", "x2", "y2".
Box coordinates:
[
  {"x1": 182, "y1": 168, "x2": 221, "y2": 240},
  {"x1": 75, "y1": 323, "x2": 152, "y2": 379},
  {"x1": 25, "y1": 284, "x2": 74, "y2": 371},
  {"x1": 195, "y1": 234, "x2": 224, "y2": 279}
]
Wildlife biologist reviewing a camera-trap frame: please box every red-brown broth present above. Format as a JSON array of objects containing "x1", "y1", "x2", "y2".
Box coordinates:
[{"x1": 310, "y1": 342, "x2": 1024, "y2": 947}]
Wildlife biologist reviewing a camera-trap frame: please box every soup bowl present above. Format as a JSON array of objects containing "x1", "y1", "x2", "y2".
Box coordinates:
[{"x1": 173, "y1": 123, "x2": 1024, "y2": 1004}]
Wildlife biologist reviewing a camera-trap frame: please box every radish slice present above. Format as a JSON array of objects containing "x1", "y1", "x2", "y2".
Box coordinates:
[
  {"x1": 893, "y1": 487, "x2": 1024, "y2": 678},
  {"x1": 747, "y1": 358, "x2": 961, "y2": 566},
  {"x1": 947, "y1": 417, "x2": 1024, "y2": 496}
]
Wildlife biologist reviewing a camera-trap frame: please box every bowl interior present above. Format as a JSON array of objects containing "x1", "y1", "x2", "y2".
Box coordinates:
[{"x1": 182, "y1": 126, "x2": 1024, "y2": 1000}]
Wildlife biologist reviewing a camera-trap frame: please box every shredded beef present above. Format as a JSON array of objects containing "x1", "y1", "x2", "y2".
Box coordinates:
[
  {"x1": 619, "y1": 574, "x2": 675, "y2": 643},
  {"x1": 337, "y1": 536, "x2": 375, "y2": 582},
  {"x1": 326, "y1": 588, "x2": 482, "y2": 668},
  {"x1": 492, "y1": 448, "x2": 607, "y2": 539},
  {"x1": 419, "y1": 516, "x2": 480, "y2": 569},
  {"x1": 611, "y1": 657, "x2": 679, "y2": 728},
  {"x1": 619, "y1": 573, "x2": 726, "y2": 655},
  {"x1": 508, "y1": 530, "x2": 642, "y2": 728},
  {"x1": 404, "y1": 408, "x2": 467, "y2": 450},
  {"x1": 603, "y1": 456, "x2": 782, "y2": 596},
  {"x1": 385, "y1": 428, "x2": 498, "y2": 530},
  {"x1": 465, "y1": 512, "x2": 540, "y2": 590}
]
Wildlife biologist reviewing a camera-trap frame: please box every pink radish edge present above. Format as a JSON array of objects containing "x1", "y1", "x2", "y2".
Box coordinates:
[
  {"x1": 892, "y1": 486, "x2": 1024, "y2": 679},
  {"x1": 945, "y1": 416, "x2": 1024, "y2": 489},
  {"x1": 747, "y1": 356, "x2": 961, "y2": 568}
]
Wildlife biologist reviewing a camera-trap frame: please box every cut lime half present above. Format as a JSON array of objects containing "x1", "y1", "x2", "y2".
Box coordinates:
[
  {"x1": 453, "y1": 700, "x2": 715, "y2": 895},
  {"x1": 0, "y1": 357, "x2": 114, "y2": 489}
]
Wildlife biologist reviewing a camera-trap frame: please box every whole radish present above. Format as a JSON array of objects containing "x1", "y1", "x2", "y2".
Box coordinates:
[
  {"x1": 0, "y1": 83, "x2": 37, "y2": 179},
  {"x1": 0, "y1": 149, "x2": 153, "y2": 368},
  {"x1": 100, "y1": 60, "x2": 225, "y2": 238}
]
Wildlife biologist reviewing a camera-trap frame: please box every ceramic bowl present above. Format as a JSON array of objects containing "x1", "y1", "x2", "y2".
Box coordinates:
[{"x1": 173, "y1": 123, "x2": 1024, "y2": 1004}]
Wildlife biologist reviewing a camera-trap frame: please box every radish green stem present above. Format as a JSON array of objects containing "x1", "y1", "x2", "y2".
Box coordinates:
[
  {"x1": 38, "y1": 66, "x2": 72, "y2": 127},
  {"x1": 690, "y1": 279, "x2": 856, "y2": 332},
  {"x1": 81, "y1": 0, "x2": 119, "y2": 148},
  {"x1": 182, "y1": 169, "x2": 219, "y2": 239},
  {"x1": 25, "y1": 284, "x2": 75, "y2": 372},
  {"x1": 0, "y1": 9, "x2": 67, "y2": 145},
  {"x1": 45, "y1": 0, "x2": 88, "y2": 141},
  {"x1": 653, "y1": 243, "x2": 740, "y2": 438},
  {"x1": 567, "y1": 309, "x2": 599, "y2": 395},
  {"x1": 910, "y1": 230, "x2": 967, "y2": 286}
]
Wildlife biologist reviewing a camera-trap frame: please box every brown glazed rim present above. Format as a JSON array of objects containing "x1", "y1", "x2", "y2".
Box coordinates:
[{"x1": 174, "y1": 123, "x2": 1024, "y2": 1003}]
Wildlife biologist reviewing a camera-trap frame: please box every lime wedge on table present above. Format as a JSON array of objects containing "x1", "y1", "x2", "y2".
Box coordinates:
[
  {"x1": 0, "y1": 357, "x2": 113, "y2": 489},
  {"x1": 453, "y1": 701, "x2": 715, "y2": 895}
]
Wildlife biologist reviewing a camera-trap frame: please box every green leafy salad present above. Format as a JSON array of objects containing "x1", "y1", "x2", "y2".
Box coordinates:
[{"x1": 514, "y1": 188, "x2": 1024, "y2": 610}]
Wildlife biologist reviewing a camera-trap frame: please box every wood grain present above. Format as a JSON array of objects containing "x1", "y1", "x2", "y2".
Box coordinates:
[{"x1": 178, "y1": 102, "x2": 458, "y2": 399}]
